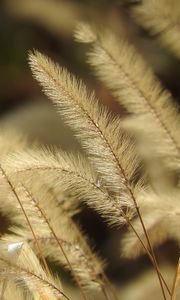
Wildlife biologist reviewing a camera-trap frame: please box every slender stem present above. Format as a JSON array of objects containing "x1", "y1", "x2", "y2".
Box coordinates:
[
  {"x1": 23, "y1": 185, "x2": 88, "y2": 300},
  {"x1": 120, "y1": 208, "x2": 170, "y2": 297},
  {"x1": 131, "y1": 197, "x2": 167, "y2": 300},
  {"x1": 0, "y1": 257, "x2": 71, "y2": 300},
  {"x1": 39, "y1": 185, "x2": 117, "y2": 300},
  {"x1": 102, "y1": 274, "x2": 119, "y2": 300},
  {"x1": 94, "y1": 180, "x2": 170, "y2": 297},
  {"x1": 66, "y1": 215, "x2": 116, "y2": 299},
  {"x1": 0, "y1": 166, "x2": 50, "y2": 277},
  {"x1": 171, "y1": 257, "x2": 180, "y2": 300},
  {"x1": 14, "y1": 160, "x2": 170, "y2": 297},
  {"x1": 69, "y1": 219, "x2": 119, "y2": 300},
  {"x1": 15, "y1": 166, "x2": 114, "y2": 298},
  {"x1": 84, "y1": 95, "x2": 168, "y2": 299},
  {"x1": 101, "y1": 285, "x2": 111, "y2": 300}
]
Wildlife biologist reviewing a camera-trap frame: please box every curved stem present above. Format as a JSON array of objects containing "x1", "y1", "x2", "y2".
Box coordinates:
[
  {"x1": 171, "y1": 257, "x2": 180, "y2": 300},
  {"x1": 0, "y1": 166, "x2": 50, "y2": 277},
  {"x1": 120, "y1": 208, "x2": 170, "y2": 297},
  {"x1": 101, "y1": 285, "x2": 111, "y2": 300},
  {"x1": 22, "y1": 185, "x2": 89, "y2": 300}
]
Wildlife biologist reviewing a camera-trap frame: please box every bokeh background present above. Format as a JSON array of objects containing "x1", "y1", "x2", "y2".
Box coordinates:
[{"x1": 0, "y1": 0, "x2": 179, "y2": 298}]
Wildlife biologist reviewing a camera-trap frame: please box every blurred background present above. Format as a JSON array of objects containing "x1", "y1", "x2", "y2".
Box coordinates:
[{"x1": 0, "y1": 0, "x2": 179, "y2": 298}]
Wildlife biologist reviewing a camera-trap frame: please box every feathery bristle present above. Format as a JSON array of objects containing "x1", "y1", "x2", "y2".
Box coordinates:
[
  {"x1": 28, "y1": 51, "x2": 141, "y2": 199},
  {"x1": 121, "y1": 190, "x2": 180, "y2": 258},
  {"x1": 75, "y1": 24, "x2": 180, "y2": 170},
  {"x1": 74, "y1": 22, "x2": 97, "y2": 43},
  {"x1": 0, "y1": 242, "x2": 66, "y2": 300},
  {"x1": 4, "y1": 148, "x2": 135, "y2": 226},
  {"x1": 131, "y1": 0, "x2": 180, "y2": 59}
]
